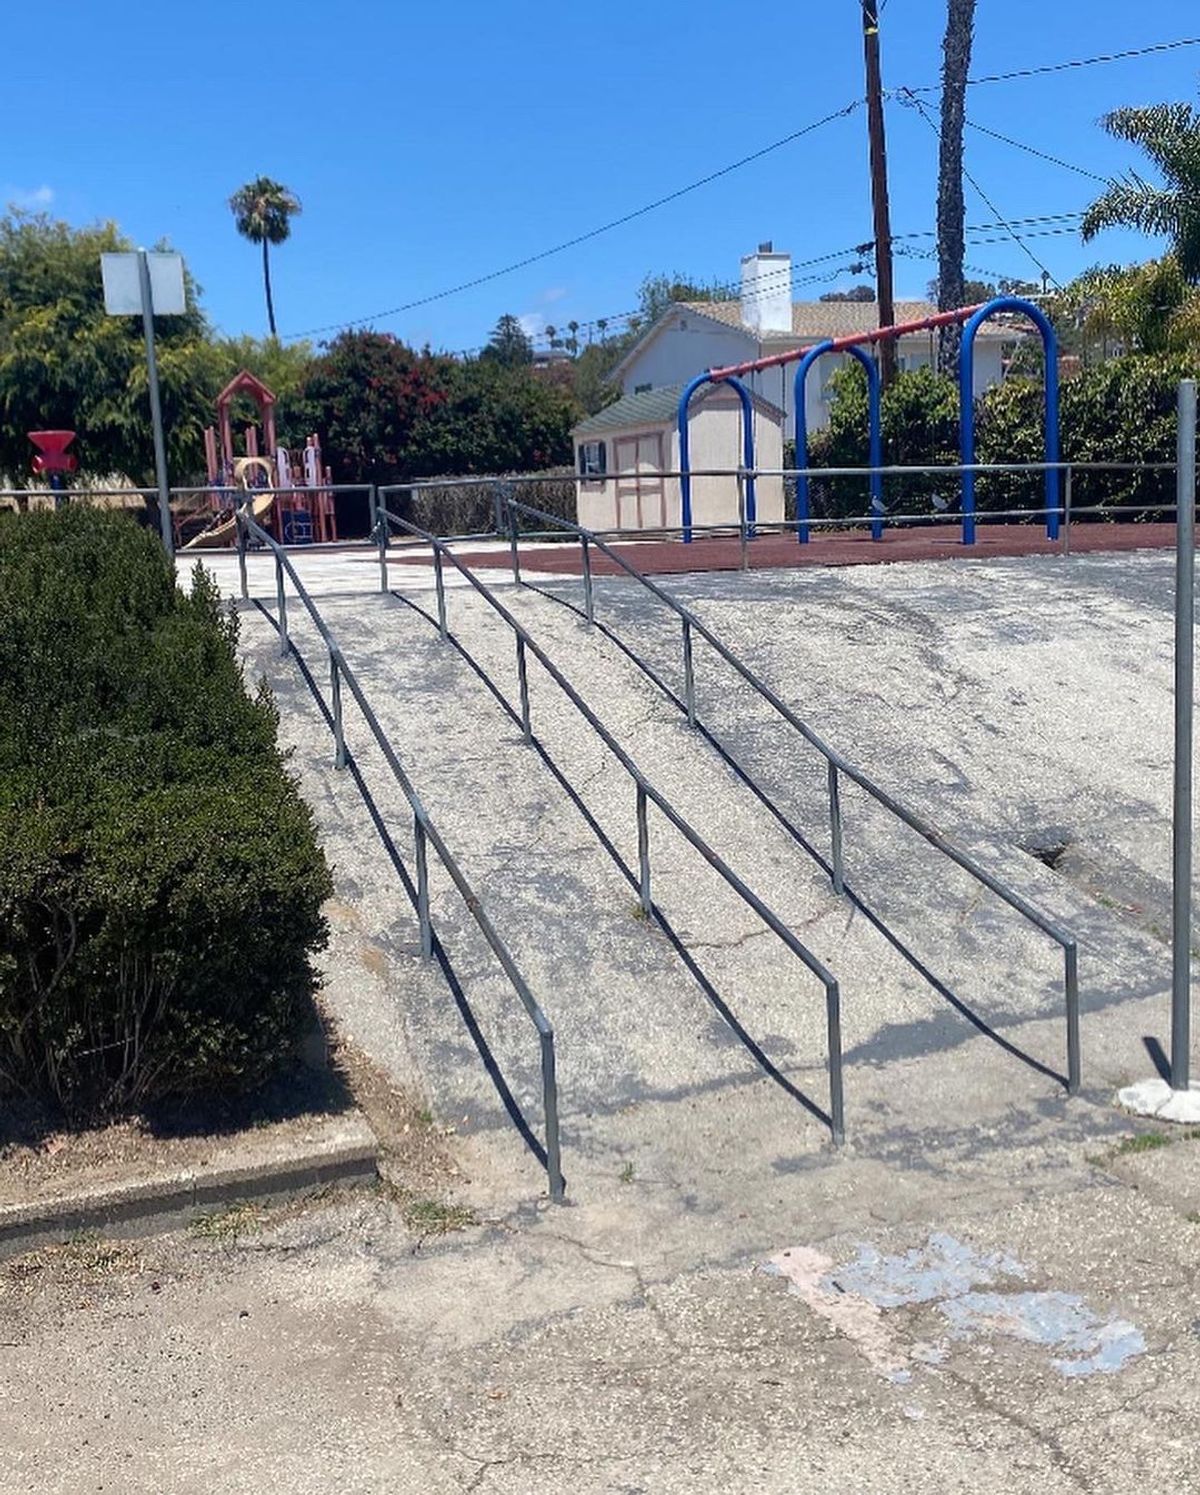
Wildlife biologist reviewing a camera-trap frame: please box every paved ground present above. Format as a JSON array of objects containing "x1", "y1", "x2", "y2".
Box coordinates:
[{"x1": 4, "y1": 542, "x2": 1197, "y2": 1492}]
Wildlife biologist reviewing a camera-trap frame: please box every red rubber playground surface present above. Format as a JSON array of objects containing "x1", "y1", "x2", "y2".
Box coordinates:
[{"x1": 395, "y1": 521, "x2": 1179, "y2": 578}]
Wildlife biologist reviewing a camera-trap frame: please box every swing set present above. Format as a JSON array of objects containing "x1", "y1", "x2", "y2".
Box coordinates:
[{"x1": 676, "y1": 295, "x2": 1060, "y2": 545}]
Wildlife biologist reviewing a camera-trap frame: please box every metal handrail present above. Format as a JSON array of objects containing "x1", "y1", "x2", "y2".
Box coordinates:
[
  {"x1": 505, "y1": 498, "x2": 1082, "y2": 1094},
  {"x1": 380, "y1": 503, "x2": 847, "y2": 1144},
  {"x1": 233, "y1": 505, "x2": 565, "y2": 1202}
]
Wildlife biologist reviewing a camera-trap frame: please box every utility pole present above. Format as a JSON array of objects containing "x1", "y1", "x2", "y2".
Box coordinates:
[{"x1": 861, "y1": 0, "x2": 897, "y2": 387}]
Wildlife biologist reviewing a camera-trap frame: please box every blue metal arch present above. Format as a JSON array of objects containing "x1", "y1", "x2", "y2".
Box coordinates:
[
  {"x1": 677, "y1": 373, "x2": 758, "y2": 544},
  {"x1": 959, "y1": 295, "x2": 1060, "y2": 545},
  {"x1": 793, "y1": 342, "x2": 883, "y2": 543}
]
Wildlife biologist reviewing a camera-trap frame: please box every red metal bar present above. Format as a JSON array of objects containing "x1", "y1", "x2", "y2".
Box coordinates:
[{"x1": 708, "y1": 303, "x2": 985, "y2": 380}]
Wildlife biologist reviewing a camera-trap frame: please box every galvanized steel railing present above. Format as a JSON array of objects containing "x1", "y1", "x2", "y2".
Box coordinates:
[
  {"x1": 379, "y1": 503, "x2": 848, "y2": 1145},
  {"x1": 503, "y1": 498, "x2": 1082, "y2": 1095},
  {"x1": 232, "y1": 506, "x2": 565, "y2": 1201}
]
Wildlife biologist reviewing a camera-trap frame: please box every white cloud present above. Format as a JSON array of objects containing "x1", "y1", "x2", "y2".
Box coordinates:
[
  {"x1": 5, "y1": 184, "x2": 54, "y2": 210},
  {"x1": 518, "y1": 312, "x2": 546, "y2": 338}
]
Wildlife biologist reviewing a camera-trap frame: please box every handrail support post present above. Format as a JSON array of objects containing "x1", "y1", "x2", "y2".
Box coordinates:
[
  {"x1": 828, "y1": 762, "x2": 844, "y2": 895},
  {"x1": 330, "y1": 653, "x2": 347, "y2": 769},
  {"x1": 434, "y1": 548, "x2": 448, "y2": 639},
  {"x1": 682, "y1": 616, "x2": 697, "y2": 728},
  {"x1": 516, "y1": 635, "x2": 532, "y2": 744},
  {"x1": 636, "y1": 785, "x2": 652, "y2": 915}
]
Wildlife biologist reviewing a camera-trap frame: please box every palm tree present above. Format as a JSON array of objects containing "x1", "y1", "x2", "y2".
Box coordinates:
[
  {"x1": 1082, "y1": 96, "x2": 1200, "y2": 281},
  {"x1": 935, "y1": 0, "x2": 976, "y2": 373},
  {"x1": 566, "y1": 319, "x2": 580, "y2": 355},
  {"x1": 229, "y1": 177, "x2": 302, "y2": 336}
]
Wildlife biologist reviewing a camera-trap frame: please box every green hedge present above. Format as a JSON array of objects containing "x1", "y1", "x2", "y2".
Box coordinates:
[
  {"x1": 0, "y1": 508, "x2": 332, "y2": 1118},
  {"x1": 807, "y1": 353, "x2": 1197, "y2": 523}
]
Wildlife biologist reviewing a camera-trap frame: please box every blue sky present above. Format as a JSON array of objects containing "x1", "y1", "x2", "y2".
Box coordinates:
[{"x1": 4, "y1": 1, "x2": 1198, "y2": 353}]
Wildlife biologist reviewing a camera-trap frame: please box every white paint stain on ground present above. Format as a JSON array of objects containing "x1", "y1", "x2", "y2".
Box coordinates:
[{"x1": 763, "y1": 1233, "x2": 1144, "y2": 1381}]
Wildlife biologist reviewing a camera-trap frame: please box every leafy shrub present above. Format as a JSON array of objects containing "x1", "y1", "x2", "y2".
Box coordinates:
[
  {"x1": 807, "y1": 365, "x2": 959, "y2": 520},
  {"x1": 807, "y1": 352, "x2": 1198, "y2": 526},
  {"x1": 0, "y1": 508, "x2": 332, "y2": 1118},
  {"x1": 975, "y1": 353, "x2": 1196, "y2": 519}
]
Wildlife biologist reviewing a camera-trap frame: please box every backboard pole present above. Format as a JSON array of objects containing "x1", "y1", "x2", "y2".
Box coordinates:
[{"x1": 138, "y1": 249, "x2": 174, "y2": 558}]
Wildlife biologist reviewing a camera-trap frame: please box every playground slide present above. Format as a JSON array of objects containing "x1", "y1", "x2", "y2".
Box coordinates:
[{"x1": 182, "y1": 492, "x2": 275, "y2": 550}]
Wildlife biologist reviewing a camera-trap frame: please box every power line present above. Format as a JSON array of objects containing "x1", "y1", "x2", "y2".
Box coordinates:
[
  {"x1": 905, "y1": 35, "x2": 1200, "y2": 93},
  {"x1": 284, "y1": 100, "x2": 861, "y2": 340},
  {"x1": 899, "y1": 88, "x2": 1062, "y2": 288},
  {"x1": 963, "y1": 118, "x2": 1110, "y2": 182}
]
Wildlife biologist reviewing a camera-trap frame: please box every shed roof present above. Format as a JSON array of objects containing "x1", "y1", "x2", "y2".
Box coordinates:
[{"x1": 573, "y1": 381, "x2": 784, "y2": 439}]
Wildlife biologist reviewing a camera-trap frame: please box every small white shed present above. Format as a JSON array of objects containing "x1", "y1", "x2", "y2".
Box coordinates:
[{"x1": 573, "y1": 382, "x2": 785, "y2": 533}]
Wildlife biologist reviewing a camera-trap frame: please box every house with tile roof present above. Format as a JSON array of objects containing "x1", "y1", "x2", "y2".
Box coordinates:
[{"x1": 609, "y1": 243, "x2": 1020, "y2": 436}]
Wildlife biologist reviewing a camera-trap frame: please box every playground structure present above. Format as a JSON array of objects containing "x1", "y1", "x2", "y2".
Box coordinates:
[
  {"x1": 677, "y1": 296, "x2": 1060, "y2": 545},
  {"x1": 182, "y1": 370, "x2": 337, "y2": 549}
]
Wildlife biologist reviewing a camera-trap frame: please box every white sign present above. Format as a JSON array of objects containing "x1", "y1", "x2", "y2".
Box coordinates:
[{"x1": 100, "y1": 252, "x2": 186, "y2": 316}]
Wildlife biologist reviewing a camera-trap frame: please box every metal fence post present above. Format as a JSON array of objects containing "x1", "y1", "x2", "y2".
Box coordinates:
[
  {"x1": 509, "y1": 504, "x2": 522, "y2": 587},
  {"x1": 516, "y1": 635, "x2": 532, "y2": 743},
  {"x1": 330, "y1": 652, "x2": 347, "y2": 770},
  {"x1": 540, "y1": 1029, "x2": 565, "y2": 1203},
  {"x1": 682, "y1": 616, "x2": 696, "y2": 728},
  {"x1": 1062, "y1": 465, "x2": 1073, "y2": 556},
  {"x1": 1172, "y1": 378, "x2": 1197, "y2": 1091},
  {"x1": 825, "y1": 980, "x2": 845, "y2": 1145},
  {"x1": 737, "y1": 469, "x2": 749, "y2": 572},
  {"x1": 581, "y1": 535, "x2": 594, "y2": 625},
  {"x1": 236, "y1": 507, "x2": 249, "y2": 601},
  {"x1": 275, "y1": 553, "x2": 289, "y2": 658},
  {"x1": 377, "y1": 491, "x2": 390, "y2": 594},
  {"x1": 636, "y1": 785, "x2": 652, "y2": 914},
  {"x1": 828, "y1": 761, "x2": 844, "y2": 894},
  {"x1": 493, "y1": 483, "x2": 505, "y2": 539},
  {"x1": 434, "y1": 548, "x2": 448, "y2": 640},
  {"x1": 414, "y1": 816, "x2": 433, "y2": 960}
]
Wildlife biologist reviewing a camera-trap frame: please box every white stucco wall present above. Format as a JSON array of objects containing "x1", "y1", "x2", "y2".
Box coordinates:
[{"x1": 618, "y1": 315, "x2": 753, "y2": 398}]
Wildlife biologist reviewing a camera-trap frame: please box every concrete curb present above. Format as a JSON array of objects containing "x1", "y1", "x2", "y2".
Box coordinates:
[{"x1": 0, "y1": 1111, "x2": 379, "y2": 1259}]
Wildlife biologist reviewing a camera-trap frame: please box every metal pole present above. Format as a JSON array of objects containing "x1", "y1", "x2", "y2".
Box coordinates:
[
  {"x1": 1172, "y1": 378, "x2": 1197, "y2": 1091},
  {"x1": 828, "y1": 761, "x2": 845, "y2": 895},
  {"x1": 377, "y1": 492, "x2": 390, "y2": 594},
  {"x1": 581, "y1": 535, "x2": 594, "y2": 625},
  {"x1": 330, "y1": 653, "x2": 347, "y2": 770},
  {"x1": 636, "y1": 785, "x2": 652, "y2": 914},
  {"x1": 540, "y1": 1029, "x2": 565, "y2": 1203},
  {"x1": 682, "y1": 617, "x2": 697, "y2": 728},
  {"x1": 414, "y1": 816, "x2": 433, "y2": 960},
  {"x1": 236, "y1": 506, "x2": 249, "y2": 601},
  {"x1": 737, "y1": 470, "x2": 748, "y2": 572},
  {"x1": 275, "y1": 553, "x2": 289, "y2": 657},
  {"x1": 137, "y1": 249, "x2": 174, "y2": 558},
  {"x1": 434, "y1": 549, "x2": 448, "y2": 639},
  {"x1": 516, "y1": 635, "x2": 532, "y2": 743},
  {"x1": 1062, "y1": 465, "x2": 1073, "y2": 556},
  {"x1": 1064, "y1": 942, "x2": 1081, "y2": 1094},
  {"x1": 509, "y1": 504, "x2": 522, "y2": 587},
  {"x1": 826, "y1": 980, "x2": 846, "y2": 1145}
]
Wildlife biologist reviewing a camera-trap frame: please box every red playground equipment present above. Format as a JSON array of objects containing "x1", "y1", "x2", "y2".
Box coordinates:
[{"x1": 182, "y1": 370, "x2": 337, "y2": 549}]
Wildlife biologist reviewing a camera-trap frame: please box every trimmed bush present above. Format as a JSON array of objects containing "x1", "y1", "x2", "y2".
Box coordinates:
[
  {"x1": 807, "y1": 352, "x2": 1198, "y2": 525},
  {"x1": 0, "y1": 508, "x2": 332, "y2": 1118}
]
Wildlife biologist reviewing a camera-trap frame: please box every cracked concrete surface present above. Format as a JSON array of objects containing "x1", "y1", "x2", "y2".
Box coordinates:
[{"x1": 3, "y1": 545, "x2": 1195, "y2": 1492}]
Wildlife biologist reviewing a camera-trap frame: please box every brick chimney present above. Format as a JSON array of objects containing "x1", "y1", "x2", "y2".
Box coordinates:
[{"x1": 740, "y1": 241, "x2": 792, "y2": 334}]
